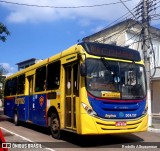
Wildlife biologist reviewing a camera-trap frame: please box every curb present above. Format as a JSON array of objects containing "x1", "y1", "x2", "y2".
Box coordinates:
[{"x1": 148, "y1": 127, "x2": 160, "y2": 133}]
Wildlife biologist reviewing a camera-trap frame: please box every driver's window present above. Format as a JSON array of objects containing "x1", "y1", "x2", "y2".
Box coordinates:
[{"x1": 125, "y1": 71, "x2": 136, "y2": 85}]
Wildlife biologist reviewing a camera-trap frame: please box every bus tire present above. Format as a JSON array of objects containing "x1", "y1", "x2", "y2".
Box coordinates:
[
  {"x1": 14, "y1": 112, "x2": 19, "y2": 126},
  {"x1": 50, "y1": 113, "x2": 61, "y2": 139}
]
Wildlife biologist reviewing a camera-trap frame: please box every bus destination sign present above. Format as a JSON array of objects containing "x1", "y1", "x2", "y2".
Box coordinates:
[{"x1": 81, "y1": 42, "x2": 141, "y2": 62}]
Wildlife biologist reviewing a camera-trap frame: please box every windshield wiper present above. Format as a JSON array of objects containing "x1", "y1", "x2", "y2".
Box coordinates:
[{"x1": 100, "y1": 57, "x2": 114, "y2": 75}]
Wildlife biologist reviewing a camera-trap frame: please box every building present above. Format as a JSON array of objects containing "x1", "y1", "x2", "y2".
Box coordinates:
[
  {"x1": 16, "y1": 58, "x2": 42, "y2": 71},
  {"x1": 83, "y1": 19, "x2": 160, "y2": 123}
]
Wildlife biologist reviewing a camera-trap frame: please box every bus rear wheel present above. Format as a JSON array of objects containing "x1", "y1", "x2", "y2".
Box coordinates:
[
  {"x1": 14, "y1": 112, "x2": 19, "y2": 126},
  {"x1": 50, "y1": 113, "x2": 61, "y2": 139}
]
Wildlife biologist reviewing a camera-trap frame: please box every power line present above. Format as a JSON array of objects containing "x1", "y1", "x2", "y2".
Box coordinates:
[
  {"x1": 148, "y1": 30, "x2": 156, "y2": 78},
  {"x1": 128, "y1": 36, "x2": 159, "y2": 48},
  {"x1": 93, "y1": 0, "x2": 144, "y2": 43},
  {"x1": 118, "y1": 0, "x2": 151, "y2": 50},
  {"x1": 88, "y1": 1, "x2": 141, "y2": 42},
  {"x1": 111, "y1": 19, "x2": 135, "y2": 42},
  {"x1": 128, "y1": 40, "x2": 142, "y2": 47},
  {"x1": 154, "y1": 5, "x2": 160, "y2": 9},
  {"x1": 119, "y1": 0, "x2": 139, "y2": 21},
  {"x1": 101, "y1": 0, "x2": 143, "y2": 30},
  {"x1": 99, "y1": 0, "x2": 159, "y2": 48},
  {"x1": 152, "y1": 17, "x2": 160, "y2": 20},
  {"x1": 120, "y1": 29, "x2": 142, "y2": 46},
  {"x1": 95, "y1": 19, "x2": 133, "y2": 43},
  {"x1": 96, "y1": 19, "x2": 142, "y2": 45},
  {"x1": 99, "y1": 8, "x2": 134, "y2": 31},
  {"x1": 102, "y1": 13, "x2": 132, "y2": 30},
  {"x1": 0, "y1": 0, "x2": 133, "y2": 9},
  {"x1": 137, "y1": 31, "x2": 142, "y2": 51},
  {"x1": 156, "y1": 0, "x2": 160, "y2": 5}
]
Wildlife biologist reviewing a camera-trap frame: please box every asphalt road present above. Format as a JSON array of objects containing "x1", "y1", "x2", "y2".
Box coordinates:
[{"x1": 0, "y1": 109, "x2": 160, "y2": 151}]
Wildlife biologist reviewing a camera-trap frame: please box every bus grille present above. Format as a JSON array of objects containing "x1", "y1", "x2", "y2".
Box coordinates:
[{"x1": 96, "y1": 120, "x2": 142, "y2": 131}]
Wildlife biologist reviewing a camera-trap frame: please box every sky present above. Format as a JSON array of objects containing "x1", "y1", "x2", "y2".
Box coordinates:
[{"x1": 0, "y1": 0, "x2": 160, "y2": 75}]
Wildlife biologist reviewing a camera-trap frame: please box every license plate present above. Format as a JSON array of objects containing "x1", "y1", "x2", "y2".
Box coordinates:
[{"x1": 116, "y1": 121, "x2": 126, "y2": 127}]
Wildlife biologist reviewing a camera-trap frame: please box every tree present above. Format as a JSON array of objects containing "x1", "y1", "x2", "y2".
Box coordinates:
[
  {"x1": 0, "y1": 22, "x2": 10, "y2": 42},
  {"x1": 0, "y1": 65, "x2": 7, "y2": 106}
]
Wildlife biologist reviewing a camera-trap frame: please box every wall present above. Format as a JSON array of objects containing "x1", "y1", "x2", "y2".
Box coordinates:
[{"x1": 151, "y1": 80, "x2": 160, "y2": 113}]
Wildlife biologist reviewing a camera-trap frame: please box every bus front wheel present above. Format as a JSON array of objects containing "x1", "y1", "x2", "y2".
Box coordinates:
[{"x1": 50, "y1": 113, "x2": 61, "y2": 139}]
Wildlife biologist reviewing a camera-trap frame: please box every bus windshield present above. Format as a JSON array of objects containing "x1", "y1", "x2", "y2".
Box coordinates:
[{"x1": 85, "y1": 58, "x2": 146, "y2": 100}]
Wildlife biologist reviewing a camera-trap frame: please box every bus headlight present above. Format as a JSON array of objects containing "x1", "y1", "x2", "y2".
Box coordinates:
[
  {"x1": 82, "y1": 103, "x2": 97, "y2": 116},
  {"x1": 142, "y1": 106, "x2": 148, "y2": 115}
]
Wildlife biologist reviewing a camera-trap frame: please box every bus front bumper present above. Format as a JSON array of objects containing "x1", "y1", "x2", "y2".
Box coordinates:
[{"x1": 80, "y1": 114, "x2": 148, "y2": 135}]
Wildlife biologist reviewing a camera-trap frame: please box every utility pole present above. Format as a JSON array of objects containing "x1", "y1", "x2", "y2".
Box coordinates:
[
  {"x1": 142, "y1": 0, "x2": 152, "y2": 127},
  {"x1": 120, "y1": 0, "x2": 153, "y2": 127}
]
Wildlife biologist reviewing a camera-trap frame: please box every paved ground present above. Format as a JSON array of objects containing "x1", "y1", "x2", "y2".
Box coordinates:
[
  {"x1": 0, "y1": 117, "x2": 54, "y2": 151},
  {"x1": 0, "y1": 107, "x2": 160, "y2": 151}
]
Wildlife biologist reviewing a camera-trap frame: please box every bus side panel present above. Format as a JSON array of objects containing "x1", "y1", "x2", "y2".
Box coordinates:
[
  {"x1": 4, "y1": 97, "x2": 15, "y2": 118},
  {"x1": 29, "y1": 94, "x2": 47, "y2": 127},
  {"x1": 17, "y1": 104, "x2": 25, "y2": 121},
  {"x1": 24, "y1": 96, "x2": 29, "y2": 121},
  {"x1": 16, "y1": 96, "x2": 28, "y2": 122}
]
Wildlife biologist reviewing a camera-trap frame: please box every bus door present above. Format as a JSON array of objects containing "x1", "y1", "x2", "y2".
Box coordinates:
[
  {"x1": 28, "y1": 75, "x2": 34, "y2": 121},
  {"x1": 65, "y1": 63, "x2": 79, "y2": 130}
]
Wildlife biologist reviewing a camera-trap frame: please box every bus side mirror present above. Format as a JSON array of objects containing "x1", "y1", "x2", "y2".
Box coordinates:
[{"x1": 80, "y1": 63, "x2": 87, "y2": 76}]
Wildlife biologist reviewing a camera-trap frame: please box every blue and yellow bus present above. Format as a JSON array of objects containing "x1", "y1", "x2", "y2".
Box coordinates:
[{"x1": 4, "y1": 42, "x2": 148, "y2": 139}]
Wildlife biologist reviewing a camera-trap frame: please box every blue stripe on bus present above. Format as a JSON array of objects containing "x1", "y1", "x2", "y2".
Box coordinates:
[
  {"x1": 4, "y1": 94, "x2": 47, "y2": 127},
  {"x1": 88, "y1": 95, "x2": 146, "y2": 119},
  {"x1": 28, "y1": 94, "x2": 47, "y2": 126},
  {"x1": 4, "y1": 97, "x2": 15, "y2": 118}
]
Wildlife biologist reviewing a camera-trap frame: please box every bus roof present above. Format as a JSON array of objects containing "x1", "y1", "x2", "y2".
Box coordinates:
[
  {"x1": 6, "y1": 43, "x2": 81, "y2": 80},
  {"x1": 6, "y1": 42, "x2": 142, "y2": 80}
]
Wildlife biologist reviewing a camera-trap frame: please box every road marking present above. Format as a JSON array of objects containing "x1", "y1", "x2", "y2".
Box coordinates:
[{"x1": 0, "y1": 127, "x2": 55, "y2": 151}]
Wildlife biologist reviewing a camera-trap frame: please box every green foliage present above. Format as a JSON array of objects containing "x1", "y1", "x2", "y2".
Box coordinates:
[
  {"x1": 0, "y1": 65, "x2": 7, "y2": 76},
  {"x1": 0, "y1": 65, "x2": 7, "y2": 105},
  {"x1": 0, "y1": 22, "x2": 10, "y2": 42}
]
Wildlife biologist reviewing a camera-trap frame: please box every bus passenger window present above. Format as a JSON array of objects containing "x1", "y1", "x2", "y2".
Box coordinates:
[
  {"x1": 11, "y1": 78, "x2": 17, "y2": 95},
  {"x1": 73, "y1": 63, "x2": 79, "y2": 96},
  {"x1": 35, "y1": 66, "x2": 46, "y2": 92},
  {"x1": 4, "y1": 80, "x2": 12, "y2": 96},
  {"x1": 4, "y1": 78, "x2": 17, "y2": 96},
  {"x1": 47, "y1": 61, "x2": 60, "y2": 90},
  {"x1": 17, "y1": 74, "x2": 25, "y2": 94}
]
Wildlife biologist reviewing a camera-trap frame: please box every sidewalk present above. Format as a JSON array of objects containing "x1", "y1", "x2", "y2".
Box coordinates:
[{"x1": 148, "y1": 115, "x2": 160, "y2": 133}]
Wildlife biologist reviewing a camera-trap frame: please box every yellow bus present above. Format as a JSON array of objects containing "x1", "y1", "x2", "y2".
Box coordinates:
[{"x1": 4, "y1": 42, "x2": 148, "y2": 139}]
